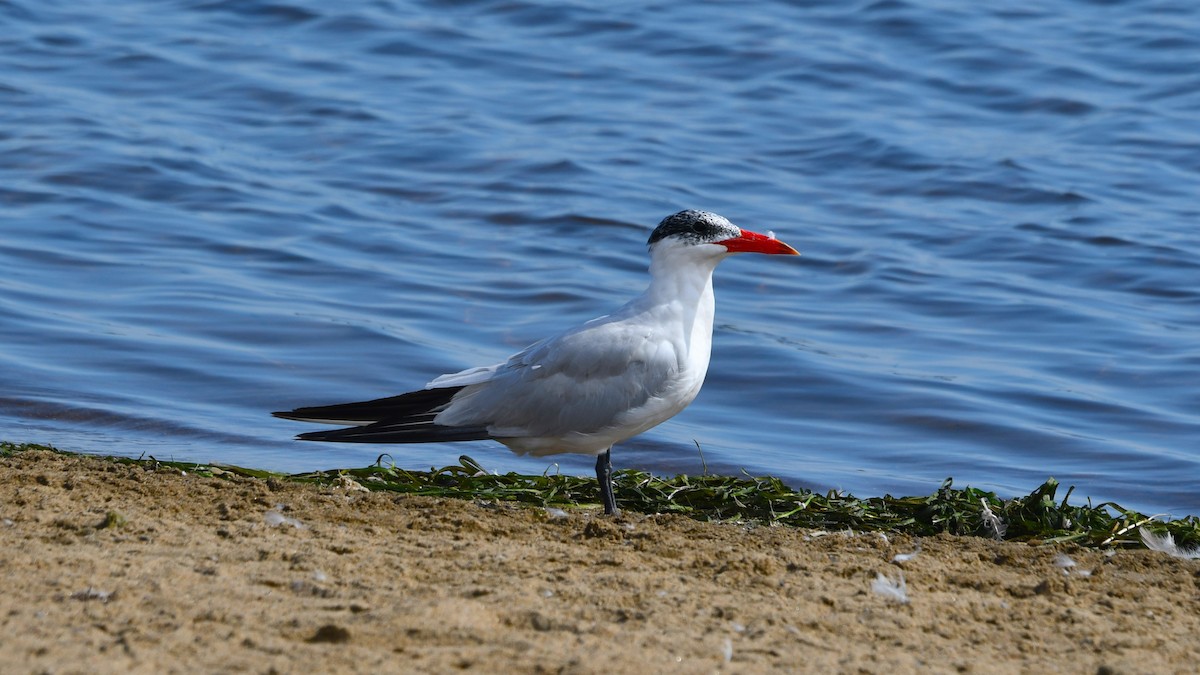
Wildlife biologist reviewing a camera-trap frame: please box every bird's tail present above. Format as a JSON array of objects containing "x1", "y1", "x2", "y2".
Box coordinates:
[{"x1": 272, "y1": 387, "x2": 491, "y2": 443}]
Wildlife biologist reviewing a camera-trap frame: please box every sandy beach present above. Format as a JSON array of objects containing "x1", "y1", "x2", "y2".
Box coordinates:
[{"x1": 1, "y1": 448, "x2": 1197, "y2": 674}]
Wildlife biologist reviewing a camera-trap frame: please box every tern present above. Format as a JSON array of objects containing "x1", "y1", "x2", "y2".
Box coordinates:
[{"x1": 274, "y1": 210, "x2": 799, "y2": 515}]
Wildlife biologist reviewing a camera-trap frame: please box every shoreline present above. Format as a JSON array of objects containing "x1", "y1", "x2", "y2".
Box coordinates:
[{"x1": 1, "y1": 446, "x2": 1198, "y2": 673}]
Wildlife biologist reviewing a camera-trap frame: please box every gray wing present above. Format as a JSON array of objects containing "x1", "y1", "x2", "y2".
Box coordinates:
[{"x1": 433, "y1": 318, "x2": 682, "y2": 438}]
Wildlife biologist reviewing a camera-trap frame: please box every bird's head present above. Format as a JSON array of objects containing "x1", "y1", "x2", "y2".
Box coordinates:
[{"x1": 647, "y1": 210, "x2": 800, "y2": 257}]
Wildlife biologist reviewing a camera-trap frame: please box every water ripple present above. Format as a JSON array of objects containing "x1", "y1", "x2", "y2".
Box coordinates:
[{"x1": 0, "y1": 0, "x2": 1197, "y2": 514}]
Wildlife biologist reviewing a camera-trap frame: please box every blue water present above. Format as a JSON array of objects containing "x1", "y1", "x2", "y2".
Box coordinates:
[{"x1": 2, "y1": 0, "x2": 1198, "y2": 515}]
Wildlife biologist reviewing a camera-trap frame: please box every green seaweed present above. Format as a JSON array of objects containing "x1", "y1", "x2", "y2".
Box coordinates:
[{"x1": 3, "y1": 441, "x2": 1195, "y2": 549}]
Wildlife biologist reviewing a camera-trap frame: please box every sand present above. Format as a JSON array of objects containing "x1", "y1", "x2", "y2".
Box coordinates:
[{"x1": 1, "y1": 449, "x2": 1197, "y2": 674}]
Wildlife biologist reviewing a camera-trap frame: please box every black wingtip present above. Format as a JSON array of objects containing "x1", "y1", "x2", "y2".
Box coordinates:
[
  {"x1": 295, "y1": 429, "x2": 344, "y2": 442},
  {"x1": 274, "y1": 410, "x2": 321, "y2": 423},
  {"x1": 271, "y1": 387, "x2": 467, "y2": 426}
]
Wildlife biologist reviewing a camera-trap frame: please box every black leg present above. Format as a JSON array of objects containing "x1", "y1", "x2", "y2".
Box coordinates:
[{"x1": 595, "y1": 447, "x2": 619, "y2": 516}]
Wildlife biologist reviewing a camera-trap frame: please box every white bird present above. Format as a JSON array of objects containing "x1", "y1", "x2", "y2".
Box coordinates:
[{"x1": 274, "y1": 210, "x2": 799, "y2": 515}]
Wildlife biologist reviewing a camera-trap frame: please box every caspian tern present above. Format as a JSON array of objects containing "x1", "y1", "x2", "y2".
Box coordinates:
[{"x1": 274, "y1": 210, "x2": 799, "y2": 515}]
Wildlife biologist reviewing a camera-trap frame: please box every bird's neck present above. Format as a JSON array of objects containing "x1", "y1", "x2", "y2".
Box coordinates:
[
  {"x1": 638, "y1": 249, "x2": 724, "y2": 360},
  {"x1": 644, "y1": 251, "x2": 721, "y2": 308}
]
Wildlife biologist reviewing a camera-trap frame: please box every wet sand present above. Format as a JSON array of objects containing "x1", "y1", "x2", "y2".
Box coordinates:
[{"x1": 1, "y1": 449, "x2": 1197, "y2": 673}]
